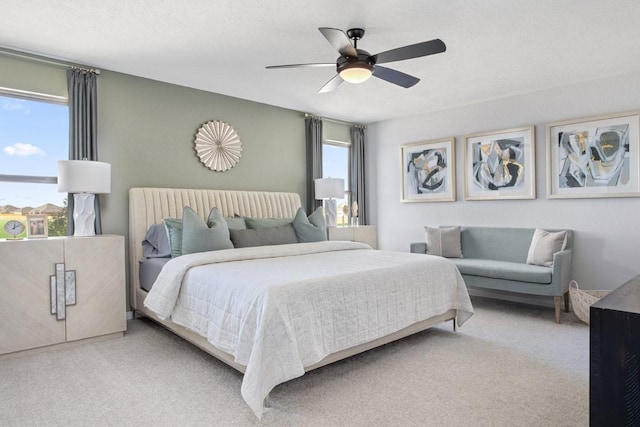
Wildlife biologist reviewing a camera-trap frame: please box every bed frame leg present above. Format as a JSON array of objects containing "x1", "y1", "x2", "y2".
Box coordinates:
[{"x1": 452, "y1": 318, "x2": 457, "y2": 332}]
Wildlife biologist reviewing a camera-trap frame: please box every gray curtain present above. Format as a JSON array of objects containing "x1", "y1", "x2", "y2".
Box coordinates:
[
  {"x1": 67, "y1": 68, "x2": 101, "y2": 235},
  {"x1": 305, "y1": 116, "x2": 323, "y2": 213},
  {"x1": 350, "y1": 125, "x2": 367, "y2": 225}
]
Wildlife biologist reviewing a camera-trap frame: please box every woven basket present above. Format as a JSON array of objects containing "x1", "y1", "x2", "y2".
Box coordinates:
[{"x1": 569, "y1": 280, "x2": 610, "y2": 325}]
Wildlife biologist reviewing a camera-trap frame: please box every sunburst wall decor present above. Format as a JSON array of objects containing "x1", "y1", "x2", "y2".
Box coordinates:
[{"x1": 194, "y1": 120, "x2": 242, "y2": 172}]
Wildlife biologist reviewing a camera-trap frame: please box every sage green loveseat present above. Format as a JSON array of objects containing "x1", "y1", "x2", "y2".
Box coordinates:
[{"x1": 410, "y1": 226, "x2": 573, "y2": 323}]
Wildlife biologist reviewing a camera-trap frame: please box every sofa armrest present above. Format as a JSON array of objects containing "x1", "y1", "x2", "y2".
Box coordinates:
[
  {"x1": 551, "y1": 249, "x2": 573, "y2": 294},
  {"x1": 410, "y1": 242, "x2": 427, "y2": 254}
]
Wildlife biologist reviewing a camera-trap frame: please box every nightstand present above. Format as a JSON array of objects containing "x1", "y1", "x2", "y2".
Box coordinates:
[
  {"x1": 0, "y1": 235, "x2": 126, "y2": 357},
  {"x1": 327, "y1": 225, "x2": 378, "y2": 249}
]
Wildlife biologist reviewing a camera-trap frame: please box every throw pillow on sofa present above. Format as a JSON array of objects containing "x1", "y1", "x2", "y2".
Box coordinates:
[
  {"x1": 526, "y1": 228, "x2": 567, "y2": 267},
  {"x1": 424, "y1": 226, "x2": 463, "y2": 258}
]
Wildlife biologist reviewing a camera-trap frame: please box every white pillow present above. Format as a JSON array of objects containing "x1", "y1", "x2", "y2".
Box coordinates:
[
  {"x1": 526, "y1": 229, "x2": 567, "y2": 267},
  {"x1": 424, "y1": 226, "x2": 463, "y2": 258}
]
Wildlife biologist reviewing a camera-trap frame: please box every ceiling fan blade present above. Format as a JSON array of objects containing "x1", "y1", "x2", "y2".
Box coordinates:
[
  {"x1": 319, "y1": 74, "x2": 344, "y2": 93},
  {"x1": 372, "y1": 65, "x2": 420, "y2": 88},
  {"x1": 373, "y1": 39, "x2": 446, "y2": 64},
  {"x1": 318, "y1": 27, "x2": 357, "y2": 57},
  {"x1": 266, "y1": 63, "x2": 335, "y2": 69}
]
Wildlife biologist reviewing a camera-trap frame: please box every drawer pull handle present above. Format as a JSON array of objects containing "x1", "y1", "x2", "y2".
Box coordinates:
[{"x1": 49, "y1": 263, "x2": 76, "y2": 320}]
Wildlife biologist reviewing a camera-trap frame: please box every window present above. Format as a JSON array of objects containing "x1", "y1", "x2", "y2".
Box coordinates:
[
  {"x1": 0, "y1": 90, "x2": 69, "y2": 237},
  {"x1": 322, "y1": 139, "x2": 351, "y2": 226}
]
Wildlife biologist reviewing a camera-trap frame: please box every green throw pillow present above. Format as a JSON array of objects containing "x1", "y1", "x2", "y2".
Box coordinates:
[
  {"x1": 181, "y1": 206, "x2": 234, "y2": 255},
  {"x1": 163, "y1": 217, "x2": 183, "y2": 257},
  {"x1": 224, "y1": 215, "x2": 247, "y2": 230},
  {"x1": 164, "y1": 210, "x2": 244, "y2": 257},
  {"x1": 292, "y1": 207, "x2": 327, "y2": 243}
]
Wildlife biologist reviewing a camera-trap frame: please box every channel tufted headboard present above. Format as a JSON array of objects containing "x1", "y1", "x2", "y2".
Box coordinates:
[{"x1": 128, "y1": 187, "x2": 302, "y2": 309}]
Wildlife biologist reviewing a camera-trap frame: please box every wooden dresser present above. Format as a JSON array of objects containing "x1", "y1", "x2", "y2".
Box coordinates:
[{"x1": 590, "y1": 274, "x2": 640, "y2": 426}]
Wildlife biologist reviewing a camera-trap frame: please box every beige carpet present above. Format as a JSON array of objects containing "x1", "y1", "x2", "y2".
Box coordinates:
[{"x1": 0, "y1": 297, "x2": 589, "y2": 426}]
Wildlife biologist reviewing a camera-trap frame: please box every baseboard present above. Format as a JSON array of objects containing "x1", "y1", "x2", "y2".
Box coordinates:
[
  {"x1": 0, "y1": 332, "x2": 124, "y2": 361},
  {"x1": 126, "y1": 311, "x2": 134, "y2": 320}
]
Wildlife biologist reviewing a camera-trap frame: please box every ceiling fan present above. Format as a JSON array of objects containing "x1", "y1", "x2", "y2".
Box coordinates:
[{"x1": 266, "y1": 27, "x2": 446, "y2": 93}]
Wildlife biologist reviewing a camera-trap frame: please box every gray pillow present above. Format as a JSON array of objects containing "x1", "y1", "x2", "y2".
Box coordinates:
[
  {"x1": 526, "y1": 229, "x2": 567, "y2": 267},
  {"x1": 163, "y1": 218, "x2": 183, "y2": 257},
  {"x1": 142, "y1": 223, "x2": 171, "y2": 258},
  {"x1": 245, "y1": 217, "x2": 292, "y2": 229},
  {"x1": 229, "y1": 223, "x2": 298, "y2": 248},
  {"x1": 292, "y1": 207, "x2": 327, "y2": 243},
  {"x1": 181, "y1": 206, "x2": 234, "y2": 255},
  {"x1": 424, "y1": 226, "x2": 463, "y2": 258}
]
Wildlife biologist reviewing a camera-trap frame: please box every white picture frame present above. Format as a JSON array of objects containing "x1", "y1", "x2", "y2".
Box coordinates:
[
  {"x1": 401, "y1": 137, "x2": 456, "y2": 202},
  {"x1": 546, "y1": 111, "x2": 640, "y2": 199},
  {"x1": 464, "y1": 125, "x2": 536, "y2": 200}
]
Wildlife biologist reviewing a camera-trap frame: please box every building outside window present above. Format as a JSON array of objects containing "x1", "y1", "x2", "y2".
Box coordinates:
[
  {"x1": 0, "y1": 91, "x2": 68, "y2": 238},
  {"x1": 322, "y1": 139, "x2": 351, "y2": 226}
]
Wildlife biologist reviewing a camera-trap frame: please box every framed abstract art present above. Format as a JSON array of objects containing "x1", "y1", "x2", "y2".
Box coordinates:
[
  {"x1": 401, "y1": 137, "x2": 456, "y2": 202},
  {"x1": 464, "y1": 125, "x2": 536, "y2": 200},
  {"x1": 546, "y1": 111, "x2": 640, "y2": 199}
]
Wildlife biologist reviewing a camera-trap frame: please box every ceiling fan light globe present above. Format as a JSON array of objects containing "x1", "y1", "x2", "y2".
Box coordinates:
[{"x1": 339, "y1": 66, "x2": 373, "y2": 84}]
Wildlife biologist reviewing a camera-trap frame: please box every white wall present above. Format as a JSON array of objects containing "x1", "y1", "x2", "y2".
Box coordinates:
[{"x1": 368, "y1": 70, "x2": 640, "y2": 291}]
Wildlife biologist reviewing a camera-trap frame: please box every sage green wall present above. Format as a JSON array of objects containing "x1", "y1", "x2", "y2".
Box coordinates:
[
  {"x1": 0, "y1": 56, "x2": 67, "y2": 97},
  {"x1": 323, "y1": 121, "x2": 351, "y2": 142},
  {"x1": 97, "y1": 70, "x2": 307, "y2": 237},
  {"x1": 1, "y1": 55, "x2": 307, "y2": 307}
]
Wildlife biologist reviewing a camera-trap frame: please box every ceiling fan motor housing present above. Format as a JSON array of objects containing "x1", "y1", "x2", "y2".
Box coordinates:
[{"x1": 337, "y1": 50, "x2": 375, "y2": 74}]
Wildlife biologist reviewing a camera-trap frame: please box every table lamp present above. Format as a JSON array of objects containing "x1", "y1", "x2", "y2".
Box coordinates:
[
  {"x1": 57, "y1": 160, "x2": 111, "y2": 236},
  {"x1": 314, "y1": 177, "x2": 344, "y2": 227}
]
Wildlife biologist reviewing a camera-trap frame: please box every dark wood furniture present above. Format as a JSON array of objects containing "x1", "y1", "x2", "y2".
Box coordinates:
[{"x1": 590, "y1": 274, "x2": 640, "y2": 426}]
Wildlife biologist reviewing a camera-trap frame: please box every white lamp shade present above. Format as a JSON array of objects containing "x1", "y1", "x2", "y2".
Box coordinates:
[
  {"x1": 339, "y1": 66, "x2": 373, "y2": 84},
  {"x1": 315, "y1": 178, "x2": 344, "y2": 199},
  {"x1": 57, "y1": 160, "x2": 111, "y2": 194}
]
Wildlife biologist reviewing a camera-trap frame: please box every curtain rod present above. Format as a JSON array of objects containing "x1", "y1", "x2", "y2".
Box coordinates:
[
  {"x1": 305, "y1": 113, "x2": 365, "y2": 128},
  {"x1": 0, "y1": 46, "x2": 100, "y2": 74}
]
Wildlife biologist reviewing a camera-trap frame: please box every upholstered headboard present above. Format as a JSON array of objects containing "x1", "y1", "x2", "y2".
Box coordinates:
[{"x1": 128, "y1": 187, "x2": 302, "y2": 309}]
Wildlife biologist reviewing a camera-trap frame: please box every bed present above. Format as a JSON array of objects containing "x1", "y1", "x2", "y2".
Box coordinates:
[{"x1": 129, "y1": 187, "x2": 474, "y2": 418}]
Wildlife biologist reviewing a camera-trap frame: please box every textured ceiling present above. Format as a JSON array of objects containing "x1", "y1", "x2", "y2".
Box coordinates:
[{"x1": 2, "y1": 0, "x2": 640, "y2": 124}]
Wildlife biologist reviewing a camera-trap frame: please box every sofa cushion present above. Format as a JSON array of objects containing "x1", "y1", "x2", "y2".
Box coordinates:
[
  {"x1": 526, "y1": 228, "x2": 567, "y2": 267},
  {"x1": 454, "y1": 227, "x2": 534, "y2": 263},
  {"x1": 450, "y1": 258, "x2": 552, "y2": 284},
  {"x1": 424, "y1": 226, "x2": 463, "y2": 258}
]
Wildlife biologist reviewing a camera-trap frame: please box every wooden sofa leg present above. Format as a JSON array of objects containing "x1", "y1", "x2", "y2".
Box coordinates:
[
  {"x1": 564, "y1": 291, "x2": 570, "y2": 313},
  {"x1": 554, "y1": 297, "x2": 561, "y2": 323}
]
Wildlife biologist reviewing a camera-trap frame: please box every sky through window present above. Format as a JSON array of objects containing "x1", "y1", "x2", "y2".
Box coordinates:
[{"x1": 0, "y1": 94, "x2": 68, "y2": 207}]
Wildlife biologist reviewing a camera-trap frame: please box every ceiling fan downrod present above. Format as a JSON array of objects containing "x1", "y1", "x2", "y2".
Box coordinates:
[{"x1": 346, "y1": 28, "x2": 365, "y2": 51}]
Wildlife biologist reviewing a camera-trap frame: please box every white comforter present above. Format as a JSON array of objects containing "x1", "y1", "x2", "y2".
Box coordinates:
[{"x1": 144, "y1": 241, "x2": 473, "y2": 418}]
